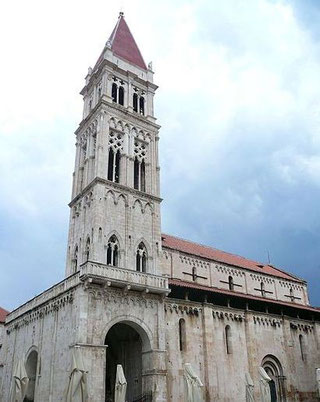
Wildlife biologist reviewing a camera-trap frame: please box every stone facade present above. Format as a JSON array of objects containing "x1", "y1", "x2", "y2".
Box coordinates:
[{"x1": 1, "y1": 13, "x2": 320, "y2": 402}]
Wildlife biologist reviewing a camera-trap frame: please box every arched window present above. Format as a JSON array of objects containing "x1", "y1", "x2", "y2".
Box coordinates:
[
  {"x1": 139, "y1": 96, "x2": 145, "y2": 115},
  {"x1": 73, "y1": 246, "x2": 78, "y2": 272},
  {"x1": 299, "y1": 334, "x2": 305, "y2": 361},
  {"x1": 134, "y1": 157, "x2": 146, "y2": 192},
  {"x1": 89, "y1": 99, "x2": 92, "y2": 111},
  {"x1": 98, "y1": 86, "x2": 102, "y2": 98},
  {"x1": 108, "y1": 148, "x2": 120, "y2": 183},
  {"x1": 118, "y1": 86, "x2": 124, "y2": 106},
  {"x1": 228, "y1": 276, "x2": 234, "y2": 291},
  {"x1": 261, "y1": 282, "x2": 265, "y2": 297},
  {"x1": 141, "y1": 160, "x2": 146, "y2": 192},
  {"x1": 225, "y1": 325, "x2": 232, "y2": 354},
  {"x1": 136, "y1": 242, "x2": 147, "y2": 272},
  {"x1": 112, "y1": 83, "x2": 118, "y2": 103},
  {"x1": 179, "y1": 318, "x2": 186, "y2": 351},
  {"x1": 85, "y1": 238, "x2": 90, "y2": 261},
  {"x1": 134, "y1": 157, "x2": 140, "y2": 189},
  {"x1": 133, "y1": 93, "x2": 138, "y2": 112},
  {"x1": 107, "y1": 235, "x2": 119, "y2": 266}
]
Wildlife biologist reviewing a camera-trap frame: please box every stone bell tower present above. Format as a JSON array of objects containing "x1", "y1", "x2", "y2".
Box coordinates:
[{"x1": 65, "y1": 12, "x2": 162, "y2": 278}]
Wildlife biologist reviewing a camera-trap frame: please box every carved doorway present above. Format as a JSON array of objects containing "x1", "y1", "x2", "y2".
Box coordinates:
[
  {"x1": 262, "y1": 355, "x2": 286, "y2": 402},
  {"x1": 105, "y1": 322, "x2": 143, "y2": 402},
  {"x1": 24, "y1": 350, "x2": 38, "y2": 402}
]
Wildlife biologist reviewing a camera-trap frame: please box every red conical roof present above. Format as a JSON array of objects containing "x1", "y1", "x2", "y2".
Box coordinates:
[{"x1": 107, "y1": 12, "x2": 147, "y2": 70}]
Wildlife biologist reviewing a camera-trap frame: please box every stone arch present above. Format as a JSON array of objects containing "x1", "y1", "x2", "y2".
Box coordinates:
[
  {"x1": 105, "y1": 230, "x2": 123, "y2": 251},
  {"x1": 133, "y1": 198, "x2": 143, "y2": 212},
  {"x1": 104, "y1": 318, "x2": 153, "y2": 401},
  {"x1": 261, "y1": 354, "x2": 286, "y2": 402},
  {"x1": 143, "y1": 202, "x2": 153, "y2": 214},
  {"x1": 109, "y1": 117, "x2": 116, "y2": 128},
  {"x1": 101, "y1": 315, "x2": 153, "y2": 351},
  {"x1": 116, "y1": 193, "x2": 127, "y2": 206},
  {"x1": 133, "y1": 237, "x2": 152, "y2": 258},
  {"x1": 24, "y1": 346, "x2": 39, "y2": 402},
  {"x1": 105, "y1": 189, "x2": 116, "y2": 204}
]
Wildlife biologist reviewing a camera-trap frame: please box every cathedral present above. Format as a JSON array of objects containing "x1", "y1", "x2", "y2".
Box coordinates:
[{"x1": 0, "y1": 12, "x2": 319, "y2": 402}]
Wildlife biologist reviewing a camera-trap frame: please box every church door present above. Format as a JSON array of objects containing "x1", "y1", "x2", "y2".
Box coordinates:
[
  {"x1": 105, "y1": 323, "x2": 143, "y2": 402},
  {"x1": 269, "y1": 379, "x2": 277, "y2": 402}
]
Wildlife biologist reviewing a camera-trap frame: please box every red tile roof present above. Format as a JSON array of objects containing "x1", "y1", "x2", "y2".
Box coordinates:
[
  {"x1": 162, "y1": 234, "x2": 303, "y2": 283},
  {"x1": 169, "y1": 279, "x2": 318, "y2": 313},
  {"x1": 0, "y1": 307, "x2": 9, "y2": 323},
  {"x1": 103, "y1": 13, "x2": 147, "y2": 70}
]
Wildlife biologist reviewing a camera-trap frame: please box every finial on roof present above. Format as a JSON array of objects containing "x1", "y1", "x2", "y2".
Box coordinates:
[{"x1": 119, "y1": 11, "x2": 124, "y2": 18}]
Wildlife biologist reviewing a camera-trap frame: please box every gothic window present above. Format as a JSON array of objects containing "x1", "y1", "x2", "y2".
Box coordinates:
[
  {"x1": 228, "y1": 276, "x2": 234, "y2": 291},
  {"x1": 133, "y1": 93, "x2": 138, "y2": 112},
  {"x1": 225, "y1": 325, "x2": 232, "y2": 354},
  {"x1": 299, "y1": 335, "x2": 305, "y2": 361},
  {"x1": 85, "y1": 238, "x2": 90, "y2": 261},
  {"x1": 179, "y1": 318, "x2": 186, "y2": 351},
  {"x1": 112, "y1": 83, "x2": 118, "y2": 103},
  {"x1": 136, "y1": 242, "x2": 147, "y2": 272},
  {"x1": 119, "y1": 86, "x2": 124, "y2": 106},
  {"x1": 107, "y1": 235, "x2": 119, "y2": 266},
  {"x1": 134, "y1": 141, "x2": 147, "y2": 192},
  {"x1": 108, "y1": 132, "x2": 123, "y2": 183},
  {"x1": 139, "y1": 96, "x2": 145, "y2": 115},
  {"x1": 73, "y1": 246, "x2": 78, "y2": 272}
]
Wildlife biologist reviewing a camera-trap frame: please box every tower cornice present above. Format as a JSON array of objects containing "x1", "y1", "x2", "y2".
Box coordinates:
[
  {"x1": 75, "y1": 97, "x2": 161, "y2": 136},
  {"x1": 68, "y1": 176, "x2": 162, "y2": 208}
]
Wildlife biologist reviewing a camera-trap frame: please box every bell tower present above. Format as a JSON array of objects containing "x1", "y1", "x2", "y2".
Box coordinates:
[{"x1": 65, "y1": 12, "x2": 162, "y2": 277}]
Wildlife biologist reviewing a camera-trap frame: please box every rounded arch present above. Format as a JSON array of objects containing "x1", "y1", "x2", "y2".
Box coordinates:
[
  {"x1": 101, "y1": 315, "x2": 153, "y2": 352},
  {"x1": 261, "y1": 354, "x2": 284, "y2": 376},
  {"x1": 24, "y1": 346, "x2": 39, "y2": 402}
]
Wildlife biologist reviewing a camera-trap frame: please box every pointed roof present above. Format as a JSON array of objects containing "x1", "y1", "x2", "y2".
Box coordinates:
[{"x1": 107, "y1": 12, "x2": 147, "y2": 70}]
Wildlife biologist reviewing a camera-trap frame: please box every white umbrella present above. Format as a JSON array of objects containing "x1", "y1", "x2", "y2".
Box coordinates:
[
  {"x1": 65, "y1": 347, "x2": 88, "y2": 402},
  {"x1": 183, "y1": 363, "x2": 204, "y2": 402},
  {"x1": 10, "y1": 359, "x2": 29, "y2": 402},
  {"x1": 245, "y1": 372, "x2": 255, "y2": 402},
  {"x1": 316, "y1": 368, "x2": 320, "y2": 398},
  {"x1": 258, "y1": 367, "x2": 271, "y2": 402},
  {"x1": 114, "y1": 364, "x2": 127, "y2": 402}
]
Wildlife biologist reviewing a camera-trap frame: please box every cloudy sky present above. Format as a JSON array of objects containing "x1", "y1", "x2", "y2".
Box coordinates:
[{"x1": 0, "y1": 0, "x2": 319, "y2": 310}]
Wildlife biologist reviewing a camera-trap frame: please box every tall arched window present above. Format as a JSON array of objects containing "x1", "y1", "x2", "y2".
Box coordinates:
[
  {"x1": 85, "y1": 238, "x2": 90, "y2": 261},
  {"x1": 261, "y1": 282, "x2": 265, "y2": 297},
  {"x1": 73, "y1": 246, "x2": 78, "y2": 272},
  {"x1": 134, "y1": 157, "x2": 146, "y2": 192},
  {"x1": 139, "y1": 96, "x2": 145, "y2": 115},
  {"x1": 107, "y1": 235, "x2": 119, "y2": 266},
  {"x1": 136, "y1": 242, "x2": 147, "y2": 272},
  {"x1": 133, "y1": 93, "x2": 138, "y2": 112},
  {"x1": 228, "y1": 276, "x2": 234, "y2": 291},
  {"x1": 108, "y1": 148, "x2": 120, "y2": 183},
  {"x1": 112, "y1": 83, "x2": 118, "y2": 103},
  {"x1": 118, "y1": 86, "x2": 124, "y2": 105},
  {"x1": 179, "y1": 318, "x2": 186, "y2": 351},
  {"x1": 225, "y1": 325, "x2": 232, "y2": 354},
  {"x1": 141, "y1": 160, "x2": 146, "y2": 192},
  {"x1": 299, "y1": 334, "x2": 305, "y2": 361}
]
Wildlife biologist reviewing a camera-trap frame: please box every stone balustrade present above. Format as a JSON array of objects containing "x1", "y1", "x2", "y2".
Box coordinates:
[{"x1": 79, "y1": 261, "x2": 170, "y2": 295}]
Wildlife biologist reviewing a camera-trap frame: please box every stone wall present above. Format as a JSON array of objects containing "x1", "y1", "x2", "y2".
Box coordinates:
[{"x1": 165, "y1": 298, "x2": 320, "y2": 402}]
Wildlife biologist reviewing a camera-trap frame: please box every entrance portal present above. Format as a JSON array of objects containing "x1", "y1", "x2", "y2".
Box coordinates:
[
  {"x1": 105, "y1": 323, "x2": 143, "y2": 402},
  {"x1": 262, "y1": 355, "x2": 286, "y2": 402},
  {"x1": 24, "y1": 350, "x2": 38, "y2": 402}
]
